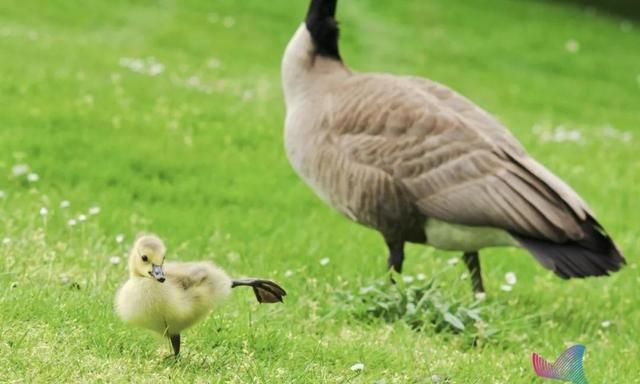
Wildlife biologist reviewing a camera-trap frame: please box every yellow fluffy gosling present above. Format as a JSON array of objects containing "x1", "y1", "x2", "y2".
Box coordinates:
[{"x1": 115, "y1": 235, "x2": 286, "y2": 355}]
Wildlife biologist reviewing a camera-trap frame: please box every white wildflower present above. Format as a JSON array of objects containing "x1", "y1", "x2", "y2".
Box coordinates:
[
  {"x1": 2, "y1": 237, "x2": 10, "y2": 245},
  {"x1": 431, "y1": 374, "x2": 441, "y2": 383},
  {"x1": 119, "y1": 57, "x2": 141, "y2": 71},
  {"x1": 148, "y1": 62, "x2": 164, "y2": 76},
  {"x1": 11, "y1": 164, "x2": 29, "y2": 176},
  {"x1": 82, "y1": 94, "x2": 94, "y2": 106},
  {"x1": 602, "y1": 125, "x2": 633, "y2": 142},
  {"x1": 68, "y1": 219, "x2": 77, "y2": 227},
  {"x1": 319, "y1": 257, "x2": 330, "y2": 266},
  {"x1": 416, "y1": 273, "x2": 426, "y2": 281},
  {"x1": 359, "y1": 285, "x2": 375, "y2": 294},
  {"x1": 402, "y1": 275, "x2": 414, "y2": 283},
  {"x1": 565, "y1": 39, "x2": 580, "y2": 53},
  {"x1": 88, "y1": 206, "x2": 101, "y2": 215},
  {"x1": 540, "y1": 125, "x2": 583, "y2": 143},
  {"x1": 78, "y1": 214, "x2": 87, "y2": 222},
  {"x1": 60, "y1": 275, "x2": 70, "y2": 284},
  {"x1": 207, "y1": 13, "x2": 220, "y2": 23},
  {"x1": 475, "y1": 292, "x2": 487, "y2": 301},
  {"x1": 284, "y1": 270, "x2": 294, "y2": 277},
  {"x1": 39, "y1": 207, "x2": 48, "y2": 216},
  {"x1": 115, "y1": 234, "x2": 125, "y2": 244},
  {"x1": 207, "y1": 57, "x2": 221, "y2": 69},
  {"x1": 500, "y1": 284, "x2": 513, "y2": 292},
  {"x1": 60, "y1": 200, "x2": 70, "y2": 208},
  {"x1": 601, "y1": 320, "x2": 611, "y2": 328},
  {"x1": 129, "y1": 59, "x2": 144, "y2": 72},
  {"x1": 27, "y1": 172, "x2": 39, "y2": 182},
  {"x1": 350, "y1": 363, "x2": 364, "y2": 372},
  {"x1": 223, "y1": 16, "x2": 235, "y2": 28},
  {"x1": 505, "y1": 272, "x2": 517, "y2": 285},
  {"x1": 447, "y1": 257, "x2": 459, "y2": 266},
  {"x1": 119, "y1": 57, "x2": 165, "y2": 76},
  {"x1": 110, "y1": 256, "x2": 121, "y2": 265},
  {"x1": 187, "y1": 76, "x2": 201, "y2": 87},
  {"x1": 242, "y1": 90, "x2": 254, "y2": 102}
]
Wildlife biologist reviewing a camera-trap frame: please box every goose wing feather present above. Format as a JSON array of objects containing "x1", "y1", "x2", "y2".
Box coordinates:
[{"x1": 327, "y1": 74, "x2": 588, "y2": 242}]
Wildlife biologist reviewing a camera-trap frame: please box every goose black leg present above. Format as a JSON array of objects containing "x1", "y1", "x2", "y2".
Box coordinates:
[
  {"x1": 170, "y1": 334, "x2": 180, "y2": 356},
  {"x1": 462, "y1": 251, "x2": 484, "y2": 293},
  {"x1": 386, "y1": 240, "x2": 405, "y2": 273}
]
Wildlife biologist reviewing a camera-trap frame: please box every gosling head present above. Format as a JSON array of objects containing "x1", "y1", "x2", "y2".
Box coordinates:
[{"x1": 129, "y1": 235, "x2": 166, "y2": 283}]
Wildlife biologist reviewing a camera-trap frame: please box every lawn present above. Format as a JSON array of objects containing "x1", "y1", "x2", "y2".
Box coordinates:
[{"x1": 1, "y1": 0, "x2": 638, "y2": 382}]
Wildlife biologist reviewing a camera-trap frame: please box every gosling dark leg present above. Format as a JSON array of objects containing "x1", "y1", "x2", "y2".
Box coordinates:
[
  {"x1": 386, "y1": 240, "x2": 405, "y2": 273},
  {"x1": 170, "y1": 334, "x2": 181, "y2": 356},
  {"x1": 462, "y1": 251, "x2": 484, "y2": 293}
]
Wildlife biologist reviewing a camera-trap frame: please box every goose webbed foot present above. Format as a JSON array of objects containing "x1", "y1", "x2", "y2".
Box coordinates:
[
  {"x1": 462, "y1": 251, "x2": 484, "y2": 293},
  {"x1": 231, "y1": 279, "x2": 287, "y2": 303}
]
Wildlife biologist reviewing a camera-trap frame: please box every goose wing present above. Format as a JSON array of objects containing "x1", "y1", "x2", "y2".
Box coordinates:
[
  {"x1": 164, "y1": 263, "x2": 212, "y2": 290},
  {"x1": 328, "y1": 74, "x2": 591, "y2": 243}
]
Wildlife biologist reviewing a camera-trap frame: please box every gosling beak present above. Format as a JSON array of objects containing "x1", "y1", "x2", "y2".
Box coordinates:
[{"x1": 150, "y1": 264, "x2": 165, "y2": 283}]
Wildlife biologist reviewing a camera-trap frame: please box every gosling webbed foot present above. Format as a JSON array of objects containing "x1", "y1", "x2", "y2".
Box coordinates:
[{"x1": 231, "y1": 279, "x2": 287, "y2": 303}]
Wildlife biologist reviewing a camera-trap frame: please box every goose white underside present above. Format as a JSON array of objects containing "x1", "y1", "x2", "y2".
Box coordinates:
[{"x1": 424, "y1": 219, "x2": 518, "y2": 252}]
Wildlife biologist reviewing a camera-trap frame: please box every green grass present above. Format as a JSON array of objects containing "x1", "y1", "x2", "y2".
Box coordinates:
[{"x1": 1, "y1": 0, "x2": 638, "y2": 382}]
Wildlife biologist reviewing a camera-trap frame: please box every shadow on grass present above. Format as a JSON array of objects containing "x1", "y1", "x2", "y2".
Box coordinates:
[{"x1": 546, "y1": 0, "x2": 640, "y2": 19}]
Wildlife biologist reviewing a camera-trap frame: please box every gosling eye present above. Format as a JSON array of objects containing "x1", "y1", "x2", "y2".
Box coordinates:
[{"x1": 141, "y1": 255, "x2": 149, "y2": 262}]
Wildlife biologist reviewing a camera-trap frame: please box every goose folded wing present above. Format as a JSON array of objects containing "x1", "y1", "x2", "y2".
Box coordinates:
[
  {"x1": 165, "y1": 264, "x2": 210, "y2": 290},
  {"x1": 332, "y1": 87, "x2": 589, "y2": 243}
]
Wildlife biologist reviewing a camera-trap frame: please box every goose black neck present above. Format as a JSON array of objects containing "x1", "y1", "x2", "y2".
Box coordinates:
[{"x1": 305, "y1": 0, "x2": 341, "y2": 61}]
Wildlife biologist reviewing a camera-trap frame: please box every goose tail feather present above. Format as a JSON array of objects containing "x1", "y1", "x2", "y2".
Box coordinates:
[{"x1": 511, "y1": 216, "x2": 625, "y2": 279}]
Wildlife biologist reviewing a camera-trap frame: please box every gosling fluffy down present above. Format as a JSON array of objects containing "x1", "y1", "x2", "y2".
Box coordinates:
[{"x1": 115, "y1": 235, "x2": 286, "y2": 355}]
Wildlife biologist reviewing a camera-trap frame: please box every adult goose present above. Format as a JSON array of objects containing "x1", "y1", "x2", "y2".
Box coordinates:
[{"x1": 281, "y1": 0, "x2": 625, "y2": 293}]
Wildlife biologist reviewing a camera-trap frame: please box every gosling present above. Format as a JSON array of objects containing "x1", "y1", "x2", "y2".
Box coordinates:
[{"x1": 115, "y1": 235, "x2": 286, "y2": 355}]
